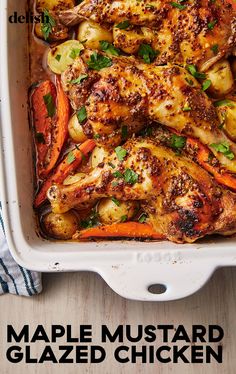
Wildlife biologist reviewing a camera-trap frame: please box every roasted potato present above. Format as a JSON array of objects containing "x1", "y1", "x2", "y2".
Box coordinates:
[
  {"x1": 36, "y1": 0, "x2": 75, "y2": 12},
  {"x1": 43, "y1": 211, "x2": 79, "y2": 239},
  {"x1": 77, "y1": 20, "x2": 113, "y2": 50},
  {"x1": 68, "y1": 114, "x2": 88, "y2": 143},
  {"x1": 217, "y1": 101, "x2": 236, "y2": 141},
  {"x1": 206, "y1": 60, "x2": 234, "y2": 98},
  {"x1": 63, "y1": 173, "x2": 86, "y2": 186},
  {"x1": 91, "y1": 146, "x2": 108, "y2": 168},
  {"x1": 35, "y1": 17, "x2": 69, "y2": 42},
  {"x1": 47, "y1": 40, "x2": 84, "y2": 74},
  {"x1": 98, "y1": 198, "x2": 138, "y2": 225}
]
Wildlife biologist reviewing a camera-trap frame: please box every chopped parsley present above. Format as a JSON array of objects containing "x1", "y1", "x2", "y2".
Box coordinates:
[
  {"x1": 138, "y1": 213, "x2": 148, "y2": 223},
  {"x1": 214, "y1": 99, "x2": 235, "y2": 108},
  {"x1": 77, "y1": 106, "x2": 87, "y2": 123},
  {"x1": 124, "y1": 169, "x2": 139, "y2": 185},
  {"x1": 111, "y1": 197, "x2": 120, "y2": 206},
  {"x1": 138, "y1": 44, "x2": 159, "y2": 64},
  {"x1": 69, "y1": 74, "x2": 88, "y2": 85},
  {"x1": 210, "y1": 142, "x2": 235, "y2": 160},
  {"x1": 43, "y1": 93, "x2": 56, "y2": 118},
  {"x1": 208, "y1": 20, "x2": 217, "y2": 30},
  {"x1": 41, "y1": 9, "x2": 56, "y2": 41},
  {"x1": 202, "y1": 79, "x2": 212, "y2": 91},
  {"x1": 115, "y1": 146, "x2": 127, "y2": 161},
  {"x1": 211, "y1": 44, "x2": 219, "y2": 55},
  {"x1": 120, "y1": 215, "x2": 128, "y2": 223},
  {"x1": 69, "y1": 48, "x2": 81, "y2": 59},
  {"x1": 115, "y1": 20, "x2": 130, "y2": 29},
  {"x1": 55, "y1": 54, "x2": 61, "y2": 62},
  {"x1": 87, "y1": 52, "x2": 113, "y2": 71},
  {"x1": 170, "y1": 134, "x2": 186, "y2": 150},
  {"x1": 80, "y1": 209, "x2": 99, "y2": 229},
  {"x1": 99, "y1": 41, "x2": 121, "y2": 56},
  {"x1": 187, "y1": 64, "x2": 206, "y2": 79},
  {"x1": 67, "y1": 151, "x2": 76, "y2": 164},
  {"x1": 170, "y1": 2, "x2": 187, "y2": 10},
  {"x1": 113, "y1": 168, "x2": 139, "y2": 185}
]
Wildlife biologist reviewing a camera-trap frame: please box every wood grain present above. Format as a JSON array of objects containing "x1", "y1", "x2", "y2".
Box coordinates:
[{"x1": 0, "y1": 268, "x2": 236, "y2": 373}]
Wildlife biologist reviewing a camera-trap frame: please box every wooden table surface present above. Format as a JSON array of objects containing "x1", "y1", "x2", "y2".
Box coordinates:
[{"x1": 0, "y1": 268, "x2": 236, "y2": 374}]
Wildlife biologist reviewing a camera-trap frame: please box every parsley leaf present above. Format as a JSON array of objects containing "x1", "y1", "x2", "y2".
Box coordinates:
[
  {"x1": 41, "y1": 9, "x2": 56, "y2": 41},
  {"x1": 115, "y1": 146, "x2": 127, "y2": 161},
  {"x1": 170, "y1": 134, "x2": 186, "y2": 150},
  {"x1": 69, "y1": 74, "x2": 88, "y2": 85},
  {"x1": 124, "y1": 169, "x2": 139, "y2": 185},
  {"x1": 67, "y1": 152, "x2": 76, "y2": 164},
  {"x1": 115, "y1": 20, "x2": 130, "y2": 29},
  {"x1": 87, "y1": 52, "x2": 113, "y2": 71},
  {"x1": 77, "y1": 106, "x2": 87, "y2": 123},
  {"x1": 43, "y1": 93, "x2": 56, "y2": 118},
  {"x1": 187, "y1": 64, "x2": 206, "y2": 79},
  {"x1": 138, "y1": 44, "x2": 159, "y2": 64},
  {"x1": 210, "y1": 142, "x2": 235, "y2": 160},
  {"x1": 100, "y1": 41, "x2": 121, "y2": 56}
]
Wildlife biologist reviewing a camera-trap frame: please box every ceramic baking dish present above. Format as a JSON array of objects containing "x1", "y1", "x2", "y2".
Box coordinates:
[{"x1": 1, "y1": 0, "x2": 236, "y2": 301}]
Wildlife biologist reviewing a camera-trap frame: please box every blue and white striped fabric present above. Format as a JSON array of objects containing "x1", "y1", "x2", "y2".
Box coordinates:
[{"x1": 0, "y1": 202, "x2": 42, "y2": 296}]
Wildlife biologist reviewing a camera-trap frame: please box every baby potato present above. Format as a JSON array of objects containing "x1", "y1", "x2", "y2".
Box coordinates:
[
  {"x1": 98, "y1": 198, "x2": 137, "y2": 225},
  {"x1": 68, "y1": 114, "x2": 88, "y2": 143},
  {"x1": 206, "y1": 60, "x2": 234, "y2": 98},
  {"x1": 217, "y1": 102, "x2": 236, "y2": 141},
  {"x1": 63, "y1": 173, "x2": 86, "y2": 185},
  {"x1": 77, "y1": 20, "x2": 113, "y2": 50},
  {"x1": 36, "y1": 0, "x2": 75, "y2": 12},
  {"x1": 91, "y1": 146, "x2": 108, "y2": 168},
  {"x1": 43, "y1": 211, "x2": 79, "y2": 240},
  {"x1": 47, "y1": 40, "x2": 84, "y2": 74},
  {"x1": 231, "y1": 58, "x2": 236, "y2": 78}
]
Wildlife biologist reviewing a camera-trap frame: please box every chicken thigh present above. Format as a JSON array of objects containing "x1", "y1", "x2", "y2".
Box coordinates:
[
  {"x1": 47, "y1": 138, "x2": 236, "y2": 243},
  {"x1": 60, "y1": 0, "x2": 236, "y2": 71},
  {"x1": 61, "y1": 50, "x2": 236, "y2": 172}
]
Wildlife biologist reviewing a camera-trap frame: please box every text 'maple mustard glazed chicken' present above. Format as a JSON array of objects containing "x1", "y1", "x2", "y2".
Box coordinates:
[
  {"x1": 60, "y1": 0, "x2": 236, "y2": 71},
  {"x1": 30, "y1": 0, "x2": 236, "y2": 243}
]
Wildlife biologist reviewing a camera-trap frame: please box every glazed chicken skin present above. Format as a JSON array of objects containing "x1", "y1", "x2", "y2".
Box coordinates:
[
  {"x1": 60, "y1": 0, "x2": 236, "y2": 71},
  {"x1": 61, "y1": 50, "x2": 236, "y2": 172},
  {"x1": 47, "y1": 138, "x2": 236, "y2": 243}
]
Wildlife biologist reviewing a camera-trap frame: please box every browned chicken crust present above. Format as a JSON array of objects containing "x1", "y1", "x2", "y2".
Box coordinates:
[
  {"x1": 47, "y1": 138, "x2": 236, "y2": 243},
  {"x1": 60, "y1": 0, "x2": 236, "y2": 71},
  {"x1": 61, "y1": 50, "x2": 236, "y2": 172}
]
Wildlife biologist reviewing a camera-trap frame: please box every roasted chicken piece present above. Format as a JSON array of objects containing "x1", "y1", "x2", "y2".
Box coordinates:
[
  {"x1": 61, "y1": 50, "x2": 236, "y2": 172},
  {"x1": 60, "y1": 0, "x2": 236, "y2": 71},
  {"x1": 47, "y1": 138, "x2": 236, "y2": 243}
]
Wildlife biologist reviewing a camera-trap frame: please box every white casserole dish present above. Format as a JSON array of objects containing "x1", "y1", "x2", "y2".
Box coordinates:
[{"x1": 1, "y1": 0, "x2": 236, "y2": 301}]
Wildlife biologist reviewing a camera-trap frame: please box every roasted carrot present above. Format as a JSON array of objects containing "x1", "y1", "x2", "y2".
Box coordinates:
[
  {"x1": 31, "y1": 80, "x2": 56, "y2": 178},
  {"x1": 34, "y1": 139, "x2": 96, "y2": 208},
  {"x1": 227, "y1": 0, "x2": 236, "y2": 10},
  {"x1": 187, "y1": 138, "x2": 236, "y2": 192},
  {"x1": 32, "y1": 77, "x2": 70, "y2": 179},
  {"x1": 78, "y1": 222, "x2": 164, "y2": 240}
]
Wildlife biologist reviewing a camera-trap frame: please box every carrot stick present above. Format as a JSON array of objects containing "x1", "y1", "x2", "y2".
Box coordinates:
[
  {"x1": 187, "y1": 138, "x2": 236, "y2": 192},
  {"x1": 78, "y1": 222, "x2": 164, "y2": 240},
  {"x1": 227, "y1": 0, "x2": 236, "y2": 10},
  {"x1": 40, "y1": 76, "x2": 70, "y2": 179},
  {"x1": 32, "y1": 77, "x2": 70, "y2": 179},
  {"x1": 34, "y1": 139, "x2": 96, "y2": 208},
  {"x1": 31, "y1": 80, "x2": 57, "y2": 178}
]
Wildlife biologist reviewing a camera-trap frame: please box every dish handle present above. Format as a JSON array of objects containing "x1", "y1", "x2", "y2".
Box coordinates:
[{"x1": 98, "y1": 260, "x2": 216, "y2": 301}]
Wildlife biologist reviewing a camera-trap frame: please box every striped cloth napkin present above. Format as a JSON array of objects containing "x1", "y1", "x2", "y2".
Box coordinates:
[{"x1": 0, "y1": 202, "x2": 42, "y2": 296}]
